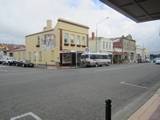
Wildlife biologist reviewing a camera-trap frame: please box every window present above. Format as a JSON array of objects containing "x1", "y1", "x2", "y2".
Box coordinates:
[
  {"x1": 70, "y1": 34, "x2": 75, "y2": 45},
  {"x1": 37, "y1": 36, "x2": 40, "y2": 44},
  {"x1": 102, "y1": 55, "x2": 108, "y2": 59},
  {"x1": 33, "y1": 52, "x2": 36, "y2": 62},
  {"x1": 22, "y1": 52, "x2": 25, "y2": 60},
  {"x1": 81, "y1": 55, "x2": 89, "y2": 59},
  {"x1": 106, "y1": 42, "x2": 108, "y2": 49},
  {"x1": 77, "y1": 35, "x2": 80, "y2": 45},
  {"x1": 64, "y1": 33, "x2": 69, "y2": 44},
  {"x1": 82, "y1": 36, "x2": 86, "y2": 45},
  {"x1": 28, "y1": 52, "x2": 31, "y2": 61},
  {"x1": 39, "y1": 51, "x2": 42, "y2": 62},
  {"x1": 9, "y1": 53, "x2": 13, "y2": 57},
  {"x1": 103, "y1": 41, "x2": 105, "y2": 49},
  {"x1": 36, "y1": 36, "x2": 40, "y2": 47},
  {"x1": 62, "y1": 53, "x2": 72, "y2": 64},
  {"x1": 90, "y1": 55, "x2": 96, "y2": 59},
  {"x1": 108, "y1": 42, "x2": 111, "y2": 49}
]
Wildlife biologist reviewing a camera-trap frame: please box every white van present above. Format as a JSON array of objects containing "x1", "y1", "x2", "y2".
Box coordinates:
[{"x1": 80, "y1": 52, "x2": 112, "y2": 67}]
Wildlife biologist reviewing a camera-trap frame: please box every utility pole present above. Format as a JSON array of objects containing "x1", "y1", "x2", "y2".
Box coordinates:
[{"x1": 96, "y1": 17, "x2": 109, "y2": 52}]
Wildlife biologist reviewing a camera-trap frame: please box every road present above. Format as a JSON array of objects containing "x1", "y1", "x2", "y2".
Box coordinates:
[{"x1": 0, "y1": 63, "x2": 160, "y2": 120}]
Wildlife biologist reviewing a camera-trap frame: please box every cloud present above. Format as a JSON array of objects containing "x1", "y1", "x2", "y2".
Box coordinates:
[{"x1": 0, "y1": 0, "x2": 160, "y2": 52}]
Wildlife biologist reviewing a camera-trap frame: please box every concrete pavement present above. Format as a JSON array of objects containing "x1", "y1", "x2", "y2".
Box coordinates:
[{"x1": 128, "y1": 88, "x2": 160, "y2": 120}]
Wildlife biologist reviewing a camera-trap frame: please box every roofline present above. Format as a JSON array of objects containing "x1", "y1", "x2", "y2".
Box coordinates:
[
  {"x1": 58, "y1": 18, "x2": 89, "y2": 29},
  {"x1": 25, "y1": 29, "x2": 54, "y2": 37},
  {"x1": 12, "y1": 49, "x2": 26, "y2": 52}
]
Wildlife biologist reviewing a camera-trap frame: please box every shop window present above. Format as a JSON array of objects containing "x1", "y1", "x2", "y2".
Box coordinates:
[
  {"x1": 64, "y1": 33, "x2": 69, "y2": 45},
  {"x1": 62, "y1": 53, "x2": 72, "y2": 64}
]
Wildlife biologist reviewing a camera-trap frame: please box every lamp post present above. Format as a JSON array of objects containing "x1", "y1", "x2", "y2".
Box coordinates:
[{"x1": 96, "y1": 17, "x2": 109, "y2": 52}]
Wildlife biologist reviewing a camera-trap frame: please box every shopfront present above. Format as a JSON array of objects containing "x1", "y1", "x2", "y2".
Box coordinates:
[{"x1": 60, "y1": 51, "x2": 82, "y2": 66}]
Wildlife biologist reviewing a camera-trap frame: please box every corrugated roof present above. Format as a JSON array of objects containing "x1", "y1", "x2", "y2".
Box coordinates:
[{"x1": 100, "y1": 0, "x2": 160, "y2": 22}]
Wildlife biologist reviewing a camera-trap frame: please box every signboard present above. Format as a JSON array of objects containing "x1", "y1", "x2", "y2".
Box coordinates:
[{"x1": 41, "y1": 34, "x2": 55, "y2": 50}]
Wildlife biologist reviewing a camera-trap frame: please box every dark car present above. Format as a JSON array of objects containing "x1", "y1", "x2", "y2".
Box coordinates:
[
  {"x1": 20, "y1": 60, "x2": 34, "y2": 67},
  {"x1": 16, "y1": 61, "x2": 24, "y2": 66},
  {"x1": 0, "y1": 58, "x2": 3, "y2": 64},
  {"x1": 7, "y1": 59, "x2": 18, "y2": 66}
]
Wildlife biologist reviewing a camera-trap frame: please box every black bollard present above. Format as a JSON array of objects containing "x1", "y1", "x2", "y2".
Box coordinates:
[{"x1": 105, "y1": 99, "x2": 112, "y2": 120}]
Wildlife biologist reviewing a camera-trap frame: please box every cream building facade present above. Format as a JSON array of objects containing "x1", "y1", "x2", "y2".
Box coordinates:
[
  {"x1": 136, "y1": 45, "x2": 150, "y2": 63},
  {"x1": 25, "y1": 19, "x2": 89, "y2": 66}
]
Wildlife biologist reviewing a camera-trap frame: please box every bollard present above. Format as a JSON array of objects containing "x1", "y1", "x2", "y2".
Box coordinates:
[{"x1": 105, "y1": 99, "x2": 112, "y2": 120}]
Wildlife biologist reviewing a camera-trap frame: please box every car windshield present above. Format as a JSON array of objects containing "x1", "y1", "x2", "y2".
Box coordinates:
[{"x1": 90, "y1": 54, "x2": 109, "y2": 59}]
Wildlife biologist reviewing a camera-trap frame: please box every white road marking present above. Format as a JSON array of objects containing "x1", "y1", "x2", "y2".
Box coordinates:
[
  {"x1": 10, "y1": 112, "x2": 42, "y2": 120},
  {"x1": 120, "y1": 81, "x2": 148, "y2": 89}
]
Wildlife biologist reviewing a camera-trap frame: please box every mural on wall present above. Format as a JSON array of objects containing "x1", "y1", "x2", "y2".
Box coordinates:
[{"x1": 41, "y1": 34, "x2": 55, "y2": 50}]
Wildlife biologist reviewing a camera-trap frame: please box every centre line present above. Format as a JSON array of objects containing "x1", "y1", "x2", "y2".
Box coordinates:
[{"x1": 120, "y1": 81, "x2": 148, "y2": 89}]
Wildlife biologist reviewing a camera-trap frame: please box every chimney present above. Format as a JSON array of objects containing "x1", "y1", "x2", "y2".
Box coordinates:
[
  {"x1": 47, "y1": 20, "x2": 52, "y2": 29},
  {"x1": 43, "y1": 20, "x2": 52, "y2": 31},
  {"x1": 91, "y1": 32, "x2": 95, "y2": 40}
]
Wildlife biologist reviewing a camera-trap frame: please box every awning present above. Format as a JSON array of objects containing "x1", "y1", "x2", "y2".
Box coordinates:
[
  {"x1": 100, "y1": 0, "x2": 160, "y2": 22},
  {"x1": 113, "y1": 52, "x2": 128, "y2": 55}
]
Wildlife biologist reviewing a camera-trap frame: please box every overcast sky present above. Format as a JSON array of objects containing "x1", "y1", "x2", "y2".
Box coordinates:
[{"x1": 0, "y1": 0, "x2": 160, "y2": 52}]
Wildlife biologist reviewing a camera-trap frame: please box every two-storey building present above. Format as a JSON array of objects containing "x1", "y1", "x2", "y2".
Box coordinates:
[
  {"x1": 112, "y1": 34, "x2": 136, "y2": 63},
  {"x1": 25, "y1": 19, "x2": 89, "y2": 66}
]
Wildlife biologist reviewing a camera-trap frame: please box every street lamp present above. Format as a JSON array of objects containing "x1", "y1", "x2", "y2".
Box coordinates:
[{"x1": 96, "y1": 17, "x2": 109, "y2": 52}]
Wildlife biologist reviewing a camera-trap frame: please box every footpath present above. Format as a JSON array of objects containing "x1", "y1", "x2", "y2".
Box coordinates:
[{"x1": 128, "y1": 88, "x2": 160, "y2": 120}]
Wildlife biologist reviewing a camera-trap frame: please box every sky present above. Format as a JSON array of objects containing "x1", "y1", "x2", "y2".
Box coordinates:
[{"x1": 0, "y1": 0, "x2": 160, "y2": 52}]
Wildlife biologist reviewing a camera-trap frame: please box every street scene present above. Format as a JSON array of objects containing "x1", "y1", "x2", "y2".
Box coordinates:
[
  {"x1": 0, "y1": 63, "x2": 160, "y2": 120},
  {"x1": 0, "y1": 0, "x2": 160, "y2": 120}
]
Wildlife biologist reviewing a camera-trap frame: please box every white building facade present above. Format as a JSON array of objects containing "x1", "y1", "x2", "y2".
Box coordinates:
[
  {"x1": 89, "y1": 37, "x2": 113, "y2": 54},
  {"x1": 136, "y1": 45, "x2": 150, "y2": 63}
]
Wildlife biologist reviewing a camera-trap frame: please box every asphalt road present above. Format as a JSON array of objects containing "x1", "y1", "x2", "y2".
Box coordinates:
[{"x1": 0, "y1": 63, "x2": 160, "y2": 120}]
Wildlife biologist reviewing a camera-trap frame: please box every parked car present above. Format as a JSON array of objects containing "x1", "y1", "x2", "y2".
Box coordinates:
[
  {"x1": 17, "y1": 60, "x2": 34, "y2": 67},
  {"x1": 2, "y1": 57, "x2": 14, "y2": 65},
  {"x1": 0, "y1": 58, "x2": 4, "y2": 64},
  {"x1": 155, "y1": 58, "x2": 160, "y2": 64},
  {"x1": 8, "y1": 59, "x2": 19, "y2": 66}
]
